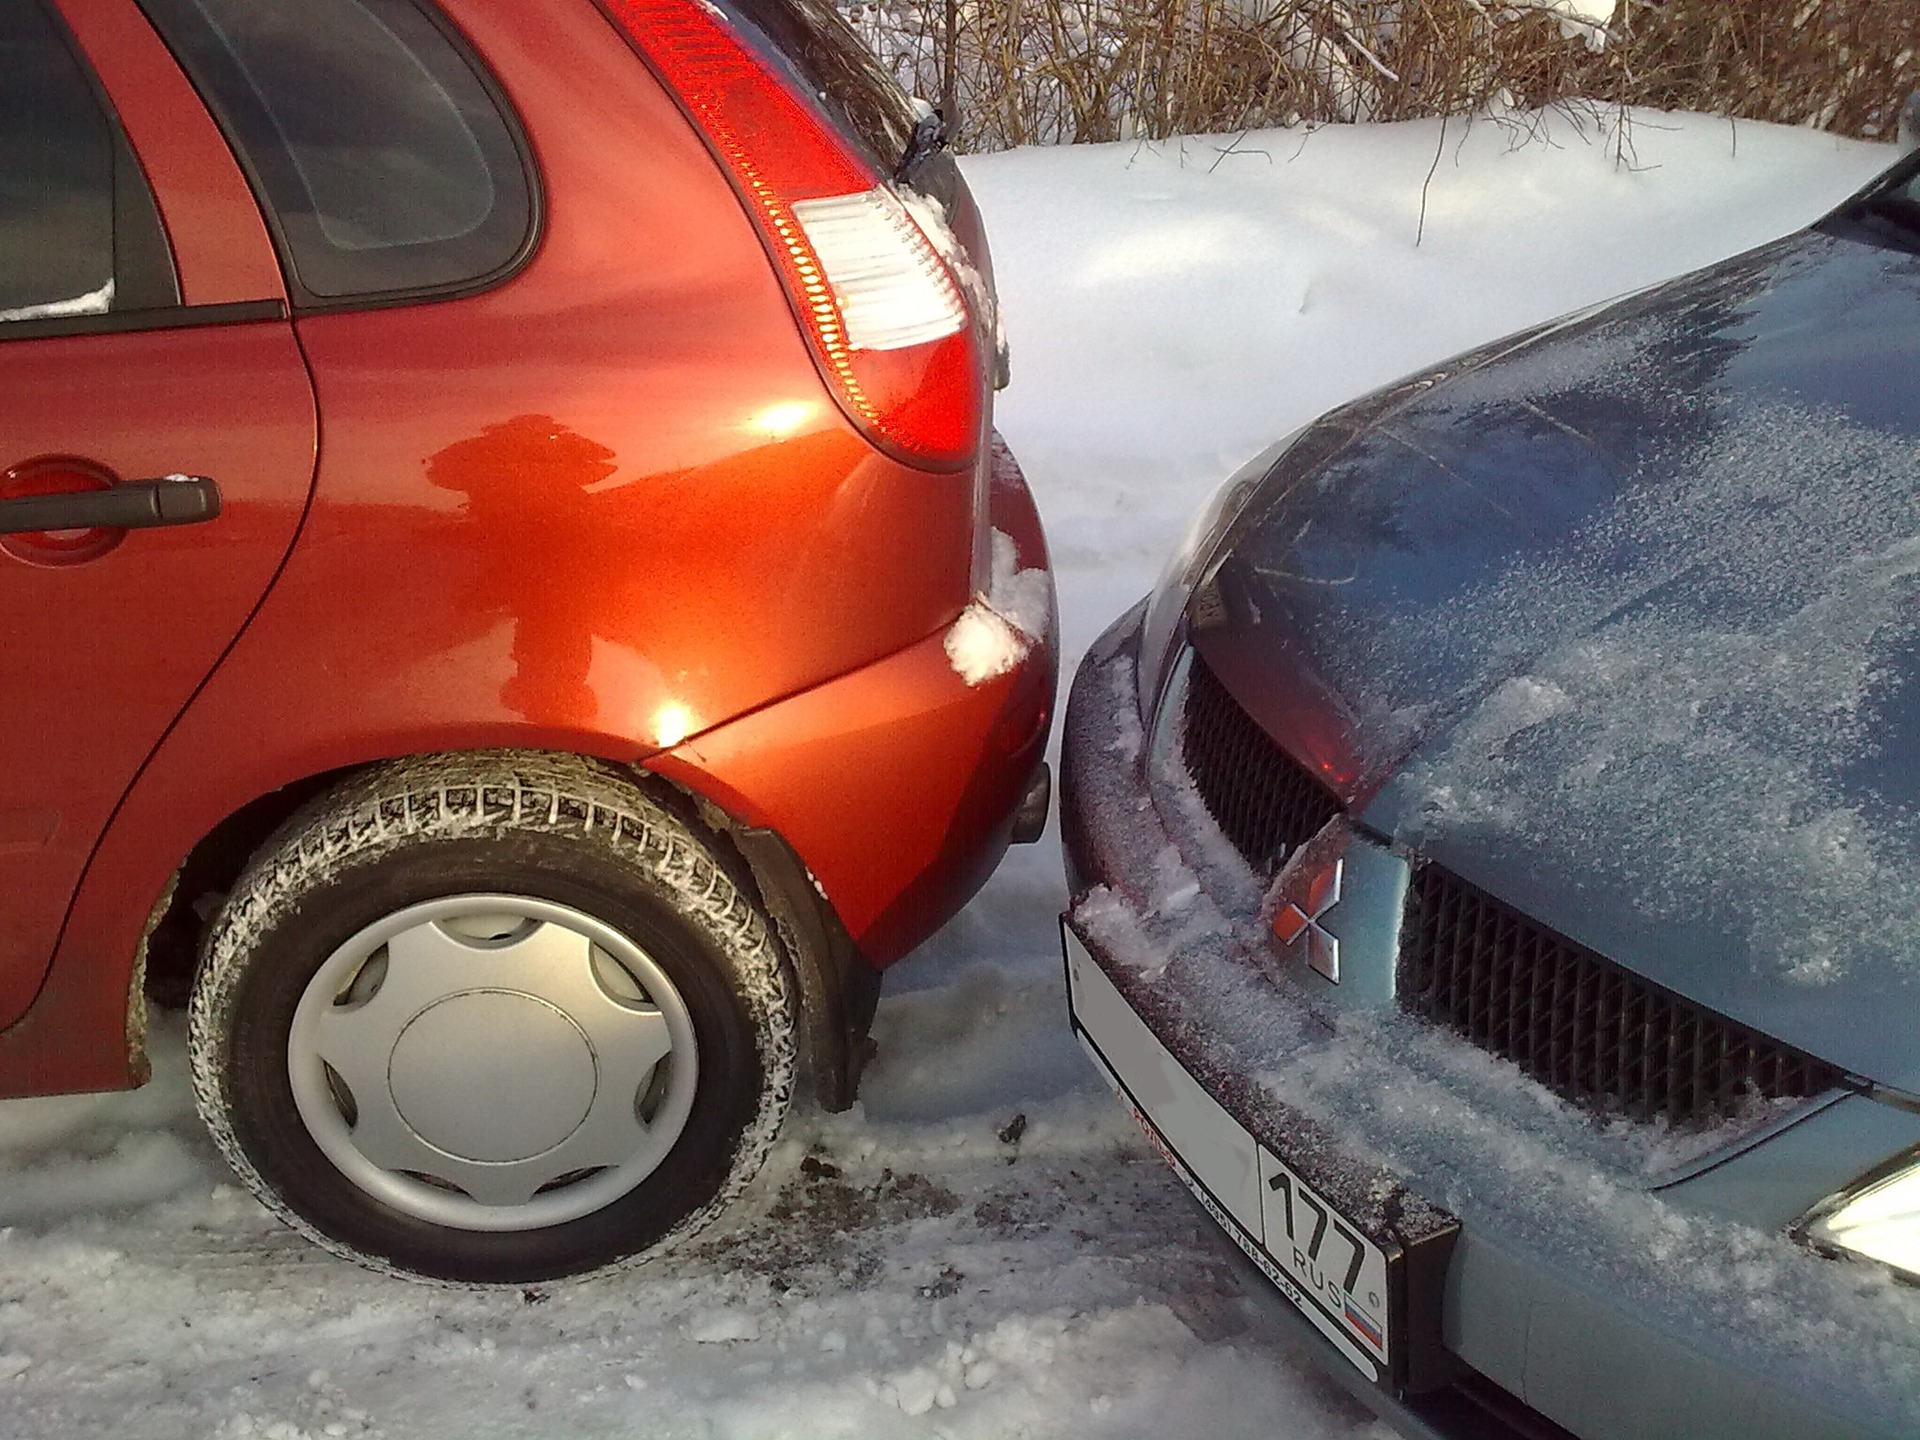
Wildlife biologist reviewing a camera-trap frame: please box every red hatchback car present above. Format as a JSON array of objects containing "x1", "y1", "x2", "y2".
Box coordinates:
[{"x1": 2, "y1": 0, "x2": 1054, "y2": 1282}]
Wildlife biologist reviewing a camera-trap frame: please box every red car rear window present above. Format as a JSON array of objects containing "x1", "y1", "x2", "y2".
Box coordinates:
[{"x1": 720, "y1": 0, "x2": 922, "y2": 172}]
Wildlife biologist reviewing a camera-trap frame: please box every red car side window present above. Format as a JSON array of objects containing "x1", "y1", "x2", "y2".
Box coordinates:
[
  {"x1": 135, "y1": 0, "x2": 536, "y2": 305},
  {"x1": 0, "y1": 0, "x2": 176, "y2": 326}
]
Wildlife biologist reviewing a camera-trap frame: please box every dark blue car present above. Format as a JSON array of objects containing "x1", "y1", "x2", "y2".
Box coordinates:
[{"x1": 1060, "y1": 147, "x2": 1920, "y2": 1439}]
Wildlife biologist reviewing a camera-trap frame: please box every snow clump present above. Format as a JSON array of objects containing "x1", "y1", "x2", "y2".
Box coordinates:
[{"x1": 946, "y1": 529, "x2": 1051, "y2": 685}]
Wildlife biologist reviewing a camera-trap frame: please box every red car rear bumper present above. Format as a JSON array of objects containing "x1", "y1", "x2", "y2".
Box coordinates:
[{"x1": 650, "y1": 439, "x2": 1057, "y2": 968}]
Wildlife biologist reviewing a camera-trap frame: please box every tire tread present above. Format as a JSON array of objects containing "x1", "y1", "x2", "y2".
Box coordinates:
[{"x1": 188, "y1": 750, "x2": 797, "y2": 1285}]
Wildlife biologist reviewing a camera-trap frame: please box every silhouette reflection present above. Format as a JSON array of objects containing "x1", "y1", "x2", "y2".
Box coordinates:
[{"x1": 427, "y1": 413, "x2": 618, "y2": 724}]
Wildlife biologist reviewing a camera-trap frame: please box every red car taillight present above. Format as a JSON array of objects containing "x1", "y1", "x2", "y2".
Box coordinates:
[{"x1": 602, "y1": 0, "x2": 982, "y2": 470}]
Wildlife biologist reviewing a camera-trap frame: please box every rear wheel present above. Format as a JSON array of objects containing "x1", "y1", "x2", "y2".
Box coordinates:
[{"x1": 189, "y1": 754, "x2": 796, "y2": 1283}]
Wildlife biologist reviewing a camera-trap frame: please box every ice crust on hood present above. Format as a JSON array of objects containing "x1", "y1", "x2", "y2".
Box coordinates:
[
  {"x1": 1225, "y1": 235, "x2": 1920, "y2": 999},
  {"x1": 1382, "y1": 392, "x2": 1920, "y2": 988}
]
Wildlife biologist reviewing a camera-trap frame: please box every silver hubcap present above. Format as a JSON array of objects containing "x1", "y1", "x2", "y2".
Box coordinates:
[{"x1": 288, "y1": 896, "x2": 699, "y2": 1232}]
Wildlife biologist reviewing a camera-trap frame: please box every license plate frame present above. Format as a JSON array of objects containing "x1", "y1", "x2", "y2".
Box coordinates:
[{"x1": 1062, "y1": 918, "x2": 1457, "y2": 1392}]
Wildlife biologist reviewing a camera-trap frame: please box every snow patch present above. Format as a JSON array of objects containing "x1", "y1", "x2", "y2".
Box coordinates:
[
  {"x1": 0, "y1": 276, "x2": 113, "y2": 324},
  {"x1": 987, "y1": 528, "x2": 1052, "y2": 642},
  {"x1": 899, "y1": 184, "x2": 1004, "y2": 367},
  {"x1": 944, "y1": 529, "x2": 1050, "y2": 686},
  {"x1": 1500, "y1": 0, "x2": 1618, "y2": 51},
  {"x1": 944, "y1": 603, "x2": 1028, "y2": 685}
]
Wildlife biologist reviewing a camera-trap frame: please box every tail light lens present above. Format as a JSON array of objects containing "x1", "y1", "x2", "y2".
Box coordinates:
[{"x1": 601, "y1": 0, "x2": 982, "y2": 470}]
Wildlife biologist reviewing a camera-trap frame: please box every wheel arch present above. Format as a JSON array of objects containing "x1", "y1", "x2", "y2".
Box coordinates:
[
  {"x1": 142, "y1": 762, "x2": 369, "y2": 1011},
  {"x1": 648, "y1": 776, "x2": 879, "y2": 1115},
  {"x1": 142, "y1": 748, "x2": 876, "y2": 1113}
]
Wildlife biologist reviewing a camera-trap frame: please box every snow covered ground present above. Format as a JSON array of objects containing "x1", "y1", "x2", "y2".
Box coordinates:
[{"x1": 0, "y1": 111, "x2": 1895, "y2": 1439}]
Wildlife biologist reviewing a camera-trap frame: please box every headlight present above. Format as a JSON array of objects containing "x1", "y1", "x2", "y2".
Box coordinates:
[
  {"x1": 1135, "y1": 430, "x2": 1301, "y2": 718},
  {"x1": 1802, "y1": 1151, "x2": 1920, "y2": 1282}
]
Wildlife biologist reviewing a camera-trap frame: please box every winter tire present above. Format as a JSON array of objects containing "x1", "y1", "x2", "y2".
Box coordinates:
[{"x1": 189, "y1": 753, "x2": 796, "y2": 1284}]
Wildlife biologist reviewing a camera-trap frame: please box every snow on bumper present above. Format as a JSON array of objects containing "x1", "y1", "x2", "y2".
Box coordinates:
[
  {"x1": 1058, "y1": 602, "x2": 1920, "y2": 1439},
  {"x1": 945, "y1": 529, "x2": 1051, "y2": 686},
  {"x1": 1063, "y1": 918, "x2": 1447, "y2": 1387}
]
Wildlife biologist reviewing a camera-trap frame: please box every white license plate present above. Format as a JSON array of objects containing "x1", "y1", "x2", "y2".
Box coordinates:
[
  {"x1": 1063, "y1": 922, "x2": 1393, "y2": 1381},
  {"x1": 1259, "y1": 1148, "x2": 1391, "y2": 1369}
]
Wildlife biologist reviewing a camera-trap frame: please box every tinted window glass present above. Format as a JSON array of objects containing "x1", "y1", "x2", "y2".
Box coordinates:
[
  {"x1": 139, "y1": 0, "x2": 534, "y2": 300},
  {"x1": 726, "y1": 0, "x2": 919, "y2": 170},
  {"x1": 0, "y1": 4, "x2": 116, "y2": 321}
]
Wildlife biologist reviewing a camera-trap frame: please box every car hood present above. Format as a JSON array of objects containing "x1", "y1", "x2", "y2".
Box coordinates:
[{"x1": 1194, "y1": 227, "x2": 1920, "y2": 1089}]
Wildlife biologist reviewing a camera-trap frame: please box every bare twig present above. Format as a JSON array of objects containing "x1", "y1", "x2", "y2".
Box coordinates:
[
  {"x1": 1416, "y1": 110, "x2": 1447, "y2": 248},
  {"x1": 1208, "y1": 129, "x2": 1272, "y2": 171},
  {"x1": 865, "y1": 0, "x2": 1919, "y2": 154}
]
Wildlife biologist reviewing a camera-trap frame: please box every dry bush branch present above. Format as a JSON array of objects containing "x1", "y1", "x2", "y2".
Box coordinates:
[{"x1": 841, "y1": 0, "x2": 1920, "y2": 152}]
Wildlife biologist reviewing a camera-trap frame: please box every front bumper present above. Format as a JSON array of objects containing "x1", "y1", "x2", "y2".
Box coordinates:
[{"x1": 1060, "y1": 603, "x2": 1920, "y2": 1440}]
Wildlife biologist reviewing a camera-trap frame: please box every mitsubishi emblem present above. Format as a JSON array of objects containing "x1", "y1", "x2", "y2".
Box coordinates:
[
  {"x1": 1264, "y1": 817, "x2": 1354, "y2": 986},
  {"x1": 1271, "y1": 857, "x2": 1344, "y2": 983}
]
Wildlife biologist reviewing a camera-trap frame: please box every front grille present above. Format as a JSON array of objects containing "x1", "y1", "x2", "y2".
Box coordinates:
[
  {"x1": 1180, "y1": 650, "x2": 1340, "y2": 873},
  {"x1": 1398, "y1": 865, "x2": 1846, "y2": 1127}
]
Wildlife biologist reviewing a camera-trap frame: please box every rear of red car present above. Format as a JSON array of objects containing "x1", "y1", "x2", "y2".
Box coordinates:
[{"x1": 0, "y1": 0, "x2": 1052, "y2": 1281}]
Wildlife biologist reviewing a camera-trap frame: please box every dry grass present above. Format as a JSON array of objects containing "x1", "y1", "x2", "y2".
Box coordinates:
[{"x1": 843, "y1": 0, "x2": 1920, "y2": 151}]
